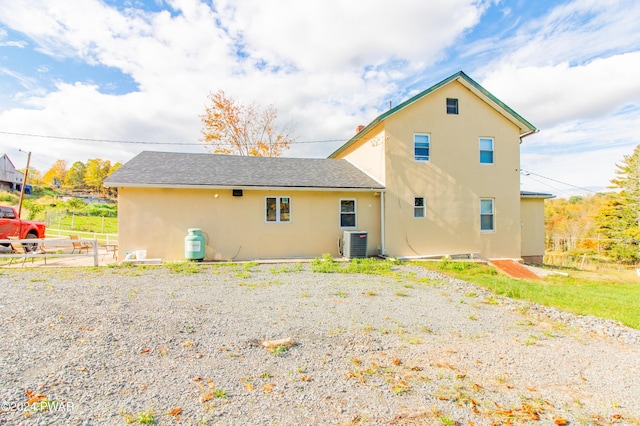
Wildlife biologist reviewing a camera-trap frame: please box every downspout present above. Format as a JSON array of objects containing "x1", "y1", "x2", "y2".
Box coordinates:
[{"x1": 380, "y1": 191, "x2": 386, "y2": 256}]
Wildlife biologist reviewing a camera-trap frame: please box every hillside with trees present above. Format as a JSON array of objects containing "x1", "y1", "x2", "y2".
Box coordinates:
[
  {"x1": 545, "y1": 145, "x2": 640, "y2": 266},
  {"x1": 6, "y1": 157, "x2": 121, "y2": 232}
]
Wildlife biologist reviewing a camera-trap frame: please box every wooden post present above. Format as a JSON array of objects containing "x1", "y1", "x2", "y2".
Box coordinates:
[{"x1": 17, "y1": 151, "x2": 31, "y2": 218}]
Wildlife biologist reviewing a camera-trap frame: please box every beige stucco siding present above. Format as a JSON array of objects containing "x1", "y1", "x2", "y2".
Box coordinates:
[
  {"x1": 343, "y1": 80, "x2": 523, "y2": 259},
  {"x1": 520, "y1": 198, "x2": 546, "y2": 258},
  {"x1": 341, "y1": 124, "x2": 386, "y2": 185},
  {"x1": 117, "y1": 187, "x2": 381, "y2": 261}
]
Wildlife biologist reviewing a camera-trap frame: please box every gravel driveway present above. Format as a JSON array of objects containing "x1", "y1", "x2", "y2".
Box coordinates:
[{"x1": 1, "y1": 263, "x2": 639, "y2": 425}]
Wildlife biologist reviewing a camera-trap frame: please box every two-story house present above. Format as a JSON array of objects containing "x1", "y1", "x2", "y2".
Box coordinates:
[
  {"x1": 329, "y1": 71, "x2": 539, "y2": 260},
  {"x1": 105, "y1": 71, "x2": 549, "y2": 262}
]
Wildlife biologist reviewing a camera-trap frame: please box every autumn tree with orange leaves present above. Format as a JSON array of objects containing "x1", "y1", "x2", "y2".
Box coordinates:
[{"x1": 200, "y1": 90, "x2": 295, "y2": 157}]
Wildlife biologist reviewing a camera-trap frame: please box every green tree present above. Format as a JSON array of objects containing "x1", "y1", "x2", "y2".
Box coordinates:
[
  {"x1": 64, "y1": 161, "x2": 86, "y2": 189},
  {"x1": 84, "y1": 158, "x2": 111, "y2": 193},
  {"x1": 596, "y1": 145, "x2": 640, "y2": 263}
]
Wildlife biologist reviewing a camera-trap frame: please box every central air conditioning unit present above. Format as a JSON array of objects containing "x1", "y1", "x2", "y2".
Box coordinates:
[{"x1": 343, "y1": 231, "x2": 368, "y2": 259}]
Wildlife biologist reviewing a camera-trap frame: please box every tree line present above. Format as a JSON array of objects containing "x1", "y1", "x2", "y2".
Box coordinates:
[
  {"x1": 545, "y1": 145, "x2": 640, "y2": 264},
  {"x1": 25, "y1": 158, "x2": 122, "y2": 196}
]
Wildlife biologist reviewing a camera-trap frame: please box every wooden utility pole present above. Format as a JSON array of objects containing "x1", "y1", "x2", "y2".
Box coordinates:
[{"x1": 17, "y1": 150, "x2": 31, "y2": 218}]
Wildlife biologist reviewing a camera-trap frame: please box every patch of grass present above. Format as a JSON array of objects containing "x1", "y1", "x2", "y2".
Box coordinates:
[
  {"x1": 439, "y1": 415, "x2": 456, "y2": 426},
  {"x1": 55, "y1": 214, "x2": 118, "y2": 234},
  {"x1": 414, "y1": 261, "x2": 640, "y2": 330},
  {"x1": 165, "y1": 261, "x2": 201, "y2": 274},
  {"x1": 270, "y1": 263, "x2": 303, "y2": 274},
  {"x1": 270, "y1": 345, "x2": 290, "y2": 356},
  {"x1": 311, "y1": 253, "x2": 394, "y2": 274},
  {"x1": 123, "y1": 408, "x2": 156, "y2": 424},
  {"x1": 212, "y1": 388, "x2": 228, "y2": 398}
]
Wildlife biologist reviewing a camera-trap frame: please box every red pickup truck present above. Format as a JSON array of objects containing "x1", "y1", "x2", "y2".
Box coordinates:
[{"x1": 0, "y1": 205, "x2": 46, "y2": 251}]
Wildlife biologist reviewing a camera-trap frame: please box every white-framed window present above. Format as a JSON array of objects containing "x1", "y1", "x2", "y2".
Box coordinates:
[
  {"x1": 265, "y1": 196, "x2": 291, "y2": 223},
  {"x1": 480, "y1": 137, "x2": 494, "y2": 164},
  {"x1": 446, "y1": 98, "x2": 458, "y2": 115},
  {"x1": 340, "y1": 199, "x2": 356, "y2": 228},
  {"x1": 414, "y1": 134, "x2": 430, "y2": 161},
  {"x1": 480, "y1": 198, "x2": 494, "y2": 231},
  {"x1": 414, "y1": 197, "x2": 425, "y2": 218}
]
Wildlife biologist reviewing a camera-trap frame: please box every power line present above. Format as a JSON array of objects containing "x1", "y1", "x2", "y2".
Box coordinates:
[
  {"x1": 0, "y1": 130, "x2": 346, "y2": 145},
  {"x1": 520, "y1": 169, "x2": 598, "y2": 194}
]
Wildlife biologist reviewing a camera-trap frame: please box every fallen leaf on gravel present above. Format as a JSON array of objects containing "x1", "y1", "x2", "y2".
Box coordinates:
[
  {"x1": 76, "y1": 339, "x2": 88, "y2": 344},
  {"x1": 554, "y1": 418, "x2": 569, "y2": 425},
  {"x1": 169, "y1": 407, "x2": 181, "y2": 416},
  {"x1": 140, "y1": 349, "x2": 151, "y2": 354},
  {"x1": 25, "y1": 389, "x2": 47, "y2": 405},
  {"x1": 409, "y1": 366, "x2": 423, "y2": 371},
  {"x1": 299, "y1": 375, "x2": 312, "y2": 382},
  {"x1": 182, "y1": 341, "x2": 194, "y2": 347},
  {"x1": 200, "y1": 391, "x2": 213, "y2": 403},
  {"x1": 393, "y1": 357, "x2": 401, "y2": 366},
  {"x1": 263, "y1": 383, "x2": 275, "y2": 392},
  {"x1": 244, "y1": 383, "x2": 254, "y2": 392},
  {"x1": 74, "y1": 366, "x2": 88, "y2": 372},
  {"x1": 191, "y1": 376, "x2": 202, "y2": 382}
]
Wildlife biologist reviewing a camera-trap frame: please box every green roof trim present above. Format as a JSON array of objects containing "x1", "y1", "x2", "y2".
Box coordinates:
[{"x1": 329, "y1": 71, "x2": 538, "y2": 158}]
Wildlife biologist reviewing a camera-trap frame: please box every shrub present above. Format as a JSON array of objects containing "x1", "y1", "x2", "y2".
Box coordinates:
[
  {"x1": 87, "y1": 203, "x2": 117, "y2": 217},
  {"x1": 0, "y1": 191, "x2": 18, "y2": 204}
]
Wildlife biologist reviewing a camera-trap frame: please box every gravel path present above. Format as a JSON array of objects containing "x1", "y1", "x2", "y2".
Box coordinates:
[{"x1": 1, "y1": 263, "x2": 639, "y2": 425}]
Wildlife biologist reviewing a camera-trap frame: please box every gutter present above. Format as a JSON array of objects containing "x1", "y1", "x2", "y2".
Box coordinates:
[
  {"x1": 380, "y1": 191, "x2": 386, "y2": 256},
  {"x1": 519, "y1": 129, "x2": 539, "y2": 144},
  {"x1": 104, "y1": 183, "x2": 385, "y2": 193}
]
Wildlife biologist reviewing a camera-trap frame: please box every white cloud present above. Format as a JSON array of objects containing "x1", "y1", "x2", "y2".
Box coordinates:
[
  {"x1": 224, "y1": 0, "x2": 485, "y2": 73},
  {"x1": 482, "y1": 52, "x2": 640, "y2": 128}
]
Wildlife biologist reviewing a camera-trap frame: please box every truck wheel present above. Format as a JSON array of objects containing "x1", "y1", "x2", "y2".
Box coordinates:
[{"x1": 24, "y1": 233, "x2": 39, "y2": 252}]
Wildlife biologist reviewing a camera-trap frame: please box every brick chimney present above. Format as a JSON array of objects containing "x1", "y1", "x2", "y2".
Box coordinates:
[{"x1": 356, "y1": 125, "x2": 365, "y2": 133}]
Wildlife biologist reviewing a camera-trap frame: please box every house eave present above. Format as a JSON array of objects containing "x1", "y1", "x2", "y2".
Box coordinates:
[
  {"x1": 105, "y1": 183, "x2": 385, "y2": 193},
  {"x1": 520, "y1": 191, "x2": 555, "y2": 199}
]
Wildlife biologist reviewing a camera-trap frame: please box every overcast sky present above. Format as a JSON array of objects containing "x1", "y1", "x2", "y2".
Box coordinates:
[{"x1": 0, "y1": 0, "x2": 638, "y2": 197}]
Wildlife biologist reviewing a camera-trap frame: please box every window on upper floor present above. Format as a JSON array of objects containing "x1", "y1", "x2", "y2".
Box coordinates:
[
  {"x1": 340, "y1": 199, "x2": 356, "y2": 228},
  {"x1": 480, "y1": 137, "x2": 494, "y2": 164},
  {"x1": 414, "y1": 197, "x2": 425, "y2": 218},
  {"x1": 266, "y1": 196, "x2": 291, "y2": 223},
  {"x1": 414, "y1": 134, "x2": 430, "y2": 161},
  {"x1": 446, "y1": 98, "x2": 458, "y2": 115},
  {"x1": 480, "y1": 198, "x2": 494, "y2": 232}
]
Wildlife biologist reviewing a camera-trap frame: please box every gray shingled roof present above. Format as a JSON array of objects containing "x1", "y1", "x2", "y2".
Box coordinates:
[{"x1": 104, "y1": 151, "x2": 384, "y2": 190}]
